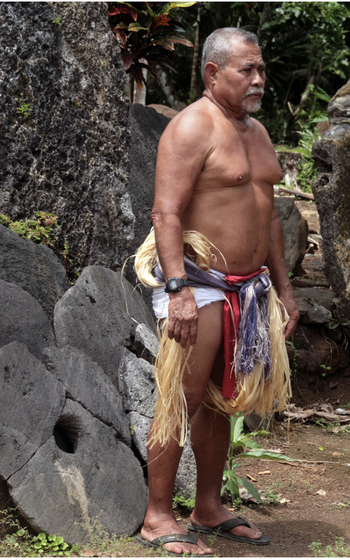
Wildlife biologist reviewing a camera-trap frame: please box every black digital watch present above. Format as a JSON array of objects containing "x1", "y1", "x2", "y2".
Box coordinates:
[{"x1": 164, "y1": 277, "x2": 189, "y2": 293}]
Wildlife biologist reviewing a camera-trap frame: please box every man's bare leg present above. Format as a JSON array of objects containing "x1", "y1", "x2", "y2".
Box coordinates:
[
  {"x1": 141, "y1": 302, "x2": 264, "y2": 554},
  {"x1": 190, "y1": 402, "x2": 263, "y2": 539},
  {"x1": 141, "y1": 303, "x2": 224, "y2": 555}
]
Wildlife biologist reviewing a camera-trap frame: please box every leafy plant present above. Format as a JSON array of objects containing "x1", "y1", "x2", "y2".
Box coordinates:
[
  {"x1": 31, "y1": 533, "x2": 71, "y2": 556},
  {"x1": 52, "y1": 17, "x2": 62, "y2": 25},
  {"x1": 327, "y1": 308, "x2": 350, "y2": 350},
  {"x1": 109, "y1": 2, "x2": 195, "y2": 89},
  {"x1": 310, "y1": 537, "x2": 350, "y2": 557},
  {"x1": 172, "y1": 491, "x2": 195, "y2": 511},
  {"x1": 320, "y1": 364, "x2": 331, "y2": 378},
  {"x1": 0, "y1": 509, "x2": 77, "y2": 557},
  {"x1": 221, "y1": 415, "x2": 296, "y2": 504},
  {"x1": 261, "y1": 488, "x2": 281, "y2": 504},
  {"x1": 61, "y1": 239, "x2": 72, "y2": 272},
  {"x1": 0, "y1": 211, "x2": 58, "y2": 247},
  {"x1": 14, "y1": 93, "x2": 32, "y2": 119}
]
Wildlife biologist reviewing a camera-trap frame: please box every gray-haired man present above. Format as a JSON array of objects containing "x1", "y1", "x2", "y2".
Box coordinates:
[{"x1": 137, "y1": 28, "x2": 299, "y2": 556}]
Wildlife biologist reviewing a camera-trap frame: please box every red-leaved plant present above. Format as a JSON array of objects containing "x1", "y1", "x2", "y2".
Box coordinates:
[{"x1": 109, "y1": 2, "x2": 195, "y2": 89}]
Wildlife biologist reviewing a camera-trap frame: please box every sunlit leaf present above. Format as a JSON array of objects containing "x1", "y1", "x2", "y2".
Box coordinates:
[
  {"x1": 237, "y1": 450, "x2": 297, "y2": 461},
  {"x1": 109, "y1": 4, "x2": 138, "y2": 21},
  {"x1": 236, "y1": 476, "x2": 263, "y2": 503},
  {"x1": 159, "y1": 2, "x2": 196, "y2": 16},
  {"x1": 128, "y1": 22, "x2": 148, "y2": 32},
  {"x1": 150, "y1": 14, "x2": 170, "y2": 31}
]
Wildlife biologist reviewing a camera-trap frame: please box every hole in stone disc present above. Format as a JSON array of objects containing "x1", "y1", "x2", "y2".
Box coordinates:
[{"x1": 54, "y1": 414, "x2": 80, "y2": 454}]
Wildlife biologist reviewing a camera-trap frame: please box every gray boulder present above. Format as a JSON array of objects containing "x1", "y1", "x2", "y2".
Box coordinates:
[
  {"x1": 9, "y1": 399, "x2": 147, "y2": 545},
  {"x1": 0, "y1": 2, "x2": 133, "y2": 276},
  {"x1": 126, "y1": 105, "x2": 171, "y2": 311},
  {"x1": 0, "y1": 280, "x2": 55, "y2": 359},
  {"x1": 0, "y1": 342, "x2": 65, "y2": 480},
  {"x1": 54, "y1": 266, "x2": 156, "y2": 386},
  {"x1": 293, "y1": 287, "x2": 336, "y2": 311},
  {"x1": 128, "y1": 104, "x2": 170, "y2": 255},
  {"x1": 119, "y1": 349, "x2": 156, "y2": 418},
  {"x1": 312, "y1": 81, "x2": 350, "y2": 315},
  {"x1": 43, "y1": 345, "x2": 131, "y2": 446},
  {"x1": 274, "y1": 196, "x2": 308, "y2": 274},
  {"x1": 0, "y1": 342, "x2": 148, "y2": 543},
  {"x1": 120, "y1": 348, "x2": 197, "y2": 493},
  {"x1": 134, "y1": 323, "x2": 160, "y2": 364},
  {"x1": 0, "y1": 225, "x2": 69, "y2": 322},
  {"x1": 295, "y1": 298, "x2": 332, "y2": 325}
]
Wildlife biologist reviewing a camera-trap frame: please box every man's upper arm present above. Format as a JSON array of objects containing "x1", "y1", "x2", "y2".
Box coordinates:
[{"x1": 152, "y1": 111, "x2": 213, "y2": 218}]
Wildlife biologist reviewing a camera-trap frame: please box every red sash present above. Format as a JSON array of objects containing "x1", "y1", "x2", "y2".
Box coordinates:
[{"x1": 222, "y1": 269, "x2": 265, "y2": 398}]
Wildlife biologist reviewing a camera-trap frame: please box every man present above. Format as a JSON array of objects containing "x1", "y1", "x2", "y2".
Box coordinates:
[{"x1": 137, "y1": 28, "x2": 299, "y2": 556}]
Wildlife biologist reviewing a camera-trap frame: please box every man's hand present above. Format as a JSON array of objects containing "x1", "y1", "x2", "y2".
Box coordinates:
[
  {"x1": 279, "y1": 292, "x2": 300, "y2": 340},
  {"x1": 168, "y1": 288, "x2": 199, "y2": 348}
]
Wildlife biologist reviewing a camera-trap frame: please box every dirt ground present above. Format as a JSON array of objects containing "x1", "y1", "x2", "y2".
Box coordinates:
[{"x1": 127, "y1": 419, "x2": 350, "y2": 558}]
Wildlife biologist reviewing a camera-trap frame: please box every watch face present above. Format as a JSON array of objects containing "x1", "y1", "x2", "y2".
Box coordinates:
[{"x1": 169, "y1": 279, "x2": 178, "y2": 290}]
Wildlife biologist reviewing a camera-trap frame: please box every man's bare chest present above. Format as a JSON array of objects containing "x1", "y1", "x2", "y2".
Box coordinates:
[{"x1": 199, "y1": 127, "x2": 281, "y2": 189}]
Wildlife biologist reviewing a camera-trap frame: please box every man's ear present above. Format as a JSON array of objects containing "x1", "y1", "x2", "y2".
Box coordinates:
[{"x1": 204, "y1": 62, "x2": 219, "y2": 86}]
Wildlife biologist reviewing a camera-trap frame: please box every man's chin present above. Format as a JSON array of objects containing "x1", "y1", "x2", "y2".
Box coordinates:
[{"x1": 242, "y1": 97, "x2": 262, "y2": 114}]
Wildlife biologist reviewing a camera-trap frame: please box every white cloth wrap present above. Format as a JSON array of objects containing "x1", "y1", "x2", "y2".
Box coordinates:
[
  {"x1": 152, "y1": 266, "x2": 268, "y2": 319},
  {"x1": 152, "y1": 268, "x2": 227, "y2": 319}
]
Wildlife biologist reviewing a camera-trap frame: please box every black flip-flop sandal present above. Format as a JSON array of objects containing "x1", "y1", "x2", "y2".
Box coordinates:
[
  {"x1": 135, "y1": 532, "x2": 214, "y2": 556},
  {"x1": 188, "y1": 517, "x2": 270, "y2": 546}
]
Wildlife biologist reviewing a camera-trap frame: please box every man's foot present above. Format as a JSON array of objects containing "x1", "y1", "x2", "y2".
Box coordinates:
[
  {"x1": 141, "y1": 514, "x2": 213, "y2": 556},
  {"x1": 189, "y1": 506, "x2": 267, "y2": 544}
]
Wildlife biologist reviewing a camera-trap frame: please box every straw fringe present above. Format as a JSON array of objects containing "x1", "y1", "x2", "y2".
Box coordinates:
[{"x1": 135, "y1": 229, "x2": 291, "y2": 448}]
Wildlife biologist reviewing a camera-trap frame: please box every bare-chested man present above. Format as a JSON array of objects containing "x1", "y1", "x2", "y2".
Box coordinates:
[{"x1": 138, "y1": 28, "x2": 299, "y2": 556}]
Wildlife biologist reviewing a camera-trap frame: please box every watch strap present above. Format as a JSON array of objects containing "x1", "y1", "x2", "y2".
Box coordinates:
[{"x1": 164, "y1": 277, "x2": 189, "y2": 293}]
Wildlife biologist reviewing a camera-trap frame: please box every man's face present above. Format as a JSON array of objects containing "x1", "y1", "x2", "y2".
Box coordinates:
[{"x1": 214, "y1": 40, "x2": 265, "y2": 115}]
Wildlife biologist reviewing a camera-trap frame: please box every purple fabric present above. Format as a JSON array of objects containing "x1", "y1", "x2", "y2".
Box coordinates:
[
  {"x1": 154, "y1": 256, "x2": 240, "y2": 292},
  {"x1": 154, "y1": 257, "x2": 273, "y2": 380}
]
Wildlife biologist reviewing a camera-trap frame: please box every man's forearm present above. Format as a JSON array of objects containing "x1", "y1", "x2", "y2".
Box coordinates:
[{"x1": 152, "y1": 211, "x2": 187, "y2": 281}]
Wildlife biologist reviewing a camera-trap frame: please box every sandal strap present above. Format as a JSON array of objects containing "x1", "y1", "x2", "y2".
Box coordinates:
[
  {"x1": 212, "y1": 517, "x2": 251, "y2": 533},
  {"x1": 151, "y1": 533, "x2": 198, "y2": 546}
]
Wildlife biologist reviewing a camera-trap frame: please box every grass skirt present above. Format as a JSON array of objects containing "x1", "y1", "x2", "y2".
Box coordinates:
[{"x1": 134, "y1": 228, "x2": 291, "y2": 448}]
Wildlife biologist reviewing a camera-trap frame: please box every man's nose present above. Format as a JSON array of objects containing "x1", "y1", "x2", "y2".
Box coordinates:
[{"x1": 251, "y1": 69, "x2": 265, "y2": 87}]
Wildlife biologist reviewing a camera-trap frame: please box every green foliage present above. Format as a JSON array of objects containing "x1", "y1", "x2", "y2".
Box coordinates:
[
  {"x1": 286, "y1": 341, "x2": 299, "y2": 377},
  {"x1": 327, "y1": 308, "x2": 350, "y2": 350},
  {"x1": 0, "y1": 509, "x2": 77, "y2": 557},
  {"x1": 146, "y1": 2, "x2": 350, "y2": 143},
  {"x1": 52, "y1": 17, "x2": 62, "y2": 25},
  {"x1": 309, "y1": 537, "x2": 350, "y2": 557},
  {"x1": 0, "y1": 211, "x2": 72, "y2": 272},
  {"x1": 261, "y1": 488, "x2": 281, "y2": 504},
  {"x1": 108, "y1": 2, "x2": 195, "y2": 89},
  {"x1": 14, "y1": 93, "x2": 31, "y2": 119},
  {"x1": 221, "y1": 415, "x2": 296, "y2": 504},
  {"x1": 0, "y1": 211, "x2": 58, "y2": 247},
  {"x1": 320, "y1": 364, "x2": 331, "y2": 378},
  {"x1": 87, "y1": 518, "x2": 134, "y2": 556},
  {"x1": 172, "y1": 491, "x2": 195, "y2": 511}
]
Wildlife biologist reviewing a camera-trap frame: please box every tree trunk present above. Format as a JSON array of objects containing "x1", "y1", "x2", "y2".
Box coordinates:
[
  {"x1": 292, "y1": 74, "x2": 315, "y2": 117},
  {"x1": 158, "y1": 68, "x2": 177, "y2": 108},
  {"x1": 133, "y1": 59, "x2": 147, "y2": 105},
  {"x1": 257, "y1": 3, "x2": 270, "y2": 38},
  {"x1": 190, "y1": 7, "x2": 200, "y2": 102}
]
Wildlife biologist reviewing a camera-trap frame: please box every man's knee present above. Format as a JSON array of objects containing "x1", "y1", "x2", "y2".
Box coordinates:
[{"x1": 184, "y1": 388, "x2": 206, "y2": 419}]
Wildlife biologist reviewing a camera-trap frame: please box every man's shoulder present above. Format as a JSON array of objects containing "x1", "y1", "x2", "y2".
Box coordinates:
[
  {"x1": 250, "y1": 117, "x2": 270, "y2": 139},
  {"x1": 162, "y1": 98, "x2": 215, "y2": 140}
]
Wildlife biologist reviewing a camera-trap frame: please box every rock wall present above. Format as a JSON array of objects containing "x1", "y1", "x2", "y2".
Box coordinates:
[
  {"x1": 312, "y1": 81, "x2": 350, "y2": 316},
  {"x1": 0, "y1": 2, "x2": 133, "y2": 275}
]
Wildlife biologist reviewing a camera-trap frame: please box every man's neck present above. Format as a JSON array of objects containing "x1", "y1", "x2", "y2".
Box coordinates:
[{"x1": 202, "y1": 90, "x2": 250, "y2": 124}]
